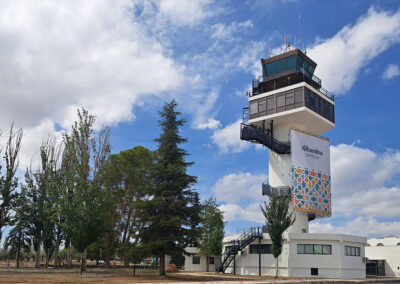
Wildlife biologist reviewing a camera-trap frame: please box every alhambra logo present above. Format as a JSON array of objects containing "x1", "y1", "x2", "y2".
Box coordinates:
[{"x1": 301, "y1": 145, "x2": 323, "y2": 156}]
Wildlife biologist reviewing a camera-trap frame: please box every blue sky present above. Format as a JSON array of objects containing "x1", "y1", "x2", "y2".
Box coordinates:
[{"x1": 0, "y1": 0, "x2": 400, "y2": 238}]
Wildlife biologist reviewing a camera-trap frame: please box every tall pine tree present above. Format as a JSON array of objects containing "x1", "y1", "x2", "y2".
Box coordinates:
[{"x1": 140, "y1": 100, "x2": 201, "y2": 275}]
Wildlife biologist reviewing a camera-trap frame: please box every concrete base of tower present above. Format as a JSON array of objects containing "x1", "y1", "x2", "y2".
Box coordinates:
[
  {"x1": 288, "y1": 211, "x2": 309, "y2": 233},
  {"x1": 222, "y1": 232, "x2": 367, "y2": 279}
]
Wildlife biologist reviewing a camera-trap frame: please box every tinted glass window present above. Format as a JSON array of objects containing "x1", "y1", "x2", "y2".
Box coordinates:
[
  {"x1": 295, "y1": 89, "x2": 303, "y2": 103},
  {"x1": 276, "y1": 59, "x2": 284, "y2": 73},
  {"x1": 277, "y1": 94, "x2": 285, "y2": 108},
  {"x1": 209, "y1": 257, "x2": 214, "y2": 264},
  {"x1": 309, "y1": 92, "x2": 315, "y2": 109},
  {"x1": 266, "y1": 63, "x2": 275, "y2": 77},
  {"x1": 305, "y1": 244, "x2": 313, "y2": 254},
  {"x1": 267, "y1": 97, "x2": 274, "y2": 110},
  {"x1": 314, "y1": 245, "x2": 323, "y2": 254},
  {"x1": 285, "y1": 55, "x2": 296, "y2": 70},
  {"x1": 308, "y1": 64, "x2": 315, "y2": 74},
  {"x1": 286, "y1": 91, "x2": 294, "y2": 105},
  {"x1": 297, "y1": 244, "x2": 305, "y2": 254},
  {"x1": 250, "y1": 102, "x2": 258, "y2": 114},
  {"x1": 297, "y1": 56, "x2": 303, "y2": 69},
  {"x1": 314, "y1": 95, "x2": 320, "y2": 113},
  {"x1": 323, "y1": 245, "x2": 331, "y2": 255}
]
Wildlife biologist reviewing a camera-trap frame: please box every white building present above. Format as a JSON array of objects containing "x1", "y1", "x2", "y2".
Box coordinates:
[
  {"x1": 222, "y1": 231, "x2": 366, "y2": 278},
  {"x1": 183, "y1": 247, "x2": 217, "y2": 272},
  {"x1": 218, "y1": 48, "x2": 367, "y2": 279},
  {"x1": 365, "y1": 236, "x2": 400, "y2": 277}
]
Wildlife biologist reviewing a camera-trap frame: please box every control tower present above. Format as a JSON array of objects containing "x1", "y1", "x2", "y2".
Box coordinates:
[{"x1": 240, "y1": 48, "x2": 335, "y2": 233}]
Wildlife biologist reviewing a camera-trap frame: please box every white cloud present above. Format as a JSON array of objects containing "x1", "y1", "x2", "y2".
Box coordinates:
[
  {"x1": 212, "y1": 119, "x2": 250, "y2": 154},
  {"x1": 308, "y1": 7, "x2": 400, "y2": 94},
  {"x1": 331, "y1": 144, "x2": 400, "y2": 197},
  {"x1": 197, "y1": 118, "x2": 221, "y2": 130},
  {"x1": 213, "y1": 172, "x2": 267, "y2": 203},
  {"x1": 310, "y1": 217, "x2": 400, "y2": 237},
  {"x1": 219, "y1": 202, "x2": 264, "y2": 223},
  {"x1": 307, "y1": 144, "x2": 400, "y2": 237},
  {"x1": 382, "y1": 64, "x2": 400, "y2": 79},
  {"x1": 159, "y1": 0, "x2": 213, "y2": 26},
  {"x1": 211, "y1": 20, "x2": 253, "y2": 42}
]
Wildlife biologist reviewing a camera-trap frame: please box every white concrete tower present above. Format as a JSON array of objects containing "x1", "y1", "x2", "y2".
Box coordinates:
[{"x1": 240, "y1": 48, "x2": 335, "y2": 233}]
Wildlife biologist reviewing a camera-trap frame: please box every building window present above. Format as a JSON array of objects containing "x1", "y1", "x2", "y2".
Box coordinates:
[
  {"x1": 345, "y1": 246, "x2": 360, "y2": 256},
  {"x1": 297, "y1": 244, "x2": 332, "y2": 255},
  {"x1": 192, "y1": 256, "x2": 200, "y2": 264},
  {"x1": 397, "y1": 242, "x2": 400, "y2": 246},
  {"x1": 250, "y1": 102, "x2": 258, "y2": 115},
  {"x1": 249, "y1": 244, "x2": 271, "y2": 254},
  {"x1": 311, "y1": 268, "x2": 318, "y2": 276},
  {"x1": 258, "y1": 100, "x2": 266, "y2": 112},
  {"x1": 294, "y1": 88, "x2": 303, "y2": 108},
  {"x1": 285, "y1": 91, "x2": 294, "y2": 110},
  {"x1": 209, "y1": 257, "x2": 214, "y2": 264},
  {"x1": 266, "y1": 96, "x2": 275, "y2": 114},
  {"x1": 276, "y1": 94, "x2": 285, "y2": 112}
]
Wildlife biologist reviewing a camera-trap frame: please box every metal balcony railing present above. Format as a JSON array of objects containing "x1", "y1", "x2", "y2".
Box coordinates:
[{"x1": 250, "y1": 68, "x2": 334, "y2": 101}]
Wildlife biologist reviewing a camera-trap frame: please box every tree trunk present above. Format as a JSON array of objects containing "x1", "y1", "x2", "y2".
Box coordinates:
[
  {"x1": 159, "y1": 252, "x2": 165, "y2": 276},
  {"x1": 275, "y1": 257, "x2": 279, "y2": 278},
  {"x1": 206, "y1": 254, "x2": 209, "y2": 272},
  {"x1": 16, "y1": 247, "x2": 20, "y2": 268},
  {"x1": 35, "y1": 248, "x2": 41, "y2": 268},
  {"x1": 123, "y1": 257, "x2": 129, "y2": 268},
  {"x1": 53, "y1": 233, "x2": 62, "y2": 268},
  {"x1": 80, "y1": 247, "x2": 87, "y2": 275},
  {"x1": 45, "y1": 255, "x2": 49, "y2": 268},
  {"x1": 67, "y1": 245, "x2": 72, "y2": 268},
  {"x1": 105, "y1": 232, "x2": 115, "y2": 269}
]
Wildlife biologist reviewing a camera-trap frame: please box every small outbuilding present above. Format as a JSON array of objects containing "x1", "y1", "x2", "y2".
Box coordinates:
[
  {"x1": 183, "y1": 247, "x2": 217, "y2": 272},
  {"x1": 365, "y1": 236, "x2": 400, "y2": 277}
]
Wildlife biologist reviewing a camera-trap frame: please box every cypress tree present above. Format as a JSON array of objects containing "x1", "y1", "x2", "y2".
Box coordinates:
[{"x1": 140, "y1": 100, "x2": 200, "y2": 275}]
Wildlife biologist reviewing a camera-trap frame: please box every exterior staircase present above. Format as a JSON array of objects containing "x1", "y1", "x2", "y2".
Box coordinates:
[
  {"x1": 240, "y1": 123, "x2": 290, "y2": 154},
  {"x1": 217, "y1": 227, "x2": 263, "y2": 273}
]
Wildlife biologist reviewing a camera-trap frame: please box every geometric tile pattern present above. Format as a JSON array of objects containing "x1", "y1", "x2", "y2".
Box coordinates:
[{"x1": 291, "y1": 166, "x2": 331, "y2": 216}]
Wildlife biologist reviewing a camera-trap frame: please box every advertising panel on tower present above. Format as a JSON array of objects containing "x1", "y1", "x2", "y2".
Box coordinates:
[{"x1": 291, "y1": 129, "x2": 331, "y2": 217}]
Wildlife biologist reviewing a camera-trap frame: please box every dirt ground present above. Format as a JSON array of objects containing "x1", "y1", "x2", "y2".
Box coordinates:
[
  {"x1": 0, "y1": 268, "x2": 258, "y2": 284},
  {"x1": 0, "y1": 268, "x2": 398, "y2": 284}
]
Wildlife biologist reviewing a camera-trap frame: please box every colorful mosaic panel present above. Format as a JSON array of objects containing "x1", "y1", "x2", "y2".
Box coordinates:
[{"x1": 291, "y1": 166, "x2": 331, "y2": 216}]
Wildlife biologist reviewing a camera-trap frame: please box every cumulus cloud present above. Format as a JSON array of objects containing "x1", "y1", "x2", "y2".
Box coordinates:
[
  {"x1": 219, "y1": 202, "x2": 264, "y2": 223},
  {"x1": 159, "y1": 0, "x2": 214, "y2": 26},
  {"x1": 331, "y1": 144, "x2": 400, "y2": 197},
  {"x1": 310, "y1": 217, "x2": 400, "y2": 237},
  {"x1": 213, "y1": 172, "x2": 267, "y2": 203},
  {"x1": 211, "y1": 20, "x2": 253, "y2": 42},
  {"x1": 307, "y1": 144, "x2": 400, "y2": 237},
  {"x1": 308, "y1": 7, "x2": 400, "y2": 94},
  {"x1": 212, "y1": 119, "x2": 250, "y2": 153},
  {"x1": 0, "y1": 0, "x2": 223, "y2": 168},
  {"x1": 382, "y1": 64, "x2": 400, "y2": 80}
]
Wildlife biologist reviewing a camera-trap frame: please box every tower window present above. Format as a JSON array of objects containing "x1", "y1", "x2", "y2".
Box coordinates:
[
  {"x1": 250, "y1": 102, "x2": 258, "y2": 115},
  {"x1": 258, "y1": 100, "x2": 266, "y2": 112}
]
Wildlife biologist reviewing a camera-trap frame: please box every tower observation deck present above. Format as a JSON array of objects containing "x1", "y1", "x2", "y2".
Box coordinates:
[{"x1": 241, "y1": 48, "x2": 334, "y2": 231}]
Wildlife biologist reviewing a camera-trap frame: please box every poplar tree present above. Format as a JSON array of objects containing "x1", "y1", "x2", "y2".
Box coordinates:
[
  {"x1": 0, "y1": 124, "x2": 22, "y2": 244},
  {"x1": 62, "y1": 108, "x2": 111, "y2": 274},
  {"x1": 260, "y1": 195, "x2": 294, "y2": 278},
  {"x1": 199, "y1": 197, "x2": 224, "y2": 272},
  {"x1": 140, "y1": 100, "x2": 200, "y2": 276}
]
